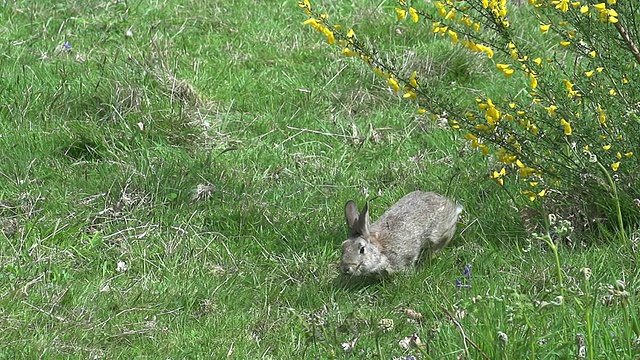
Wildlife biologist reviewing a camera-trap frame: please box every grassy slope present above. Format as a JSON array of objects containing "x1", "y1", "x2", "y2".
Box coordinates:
[{"x1": 1, "y1": 0, "x2": 638, "y2": 358}]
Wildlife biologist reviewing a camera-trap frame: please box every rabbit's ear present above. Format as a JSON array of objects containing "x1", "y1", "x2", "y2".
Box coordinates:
[
  {"x1": 345, "y1": 200, "x2": 360, "y2": 236},
  {"x1": 345, "y1": 200, "x2": 371, "y2": 238},
  {"x1": 355, "y1": 202, "x2": 371, "y2": 238}
]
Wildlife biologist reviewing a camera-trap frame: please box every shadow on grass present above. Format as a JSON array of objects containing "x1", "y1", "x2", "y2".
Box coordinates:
[{"x1": 332, "y1": 273, "x2": 393, "y2": 291}]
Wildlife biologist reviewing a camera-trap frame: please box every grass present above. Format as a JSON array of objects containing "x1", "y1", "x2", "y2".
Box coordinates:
[{"x1": 1, "y1": 0, "x2": 639, "y2": 358}]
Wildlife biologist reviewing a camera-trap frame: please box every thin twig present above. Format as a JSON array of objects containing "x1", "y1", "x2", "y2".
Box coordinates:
[
  {"x1": 442, "y1": 306, "x2": 491, "y2": 360},
  {"x1": 21, "y1": 301, "x2": 66, "y2": 322},
  {"x1": 614, "y1": 22, "x2": 640, "y2": 64},
  {"x1": 285, "y1": 126, "x2": 354, "y2": 138}
]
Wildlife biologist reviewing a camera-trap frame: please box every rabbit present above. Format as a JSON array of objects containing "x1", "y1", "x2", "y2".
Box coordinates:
[{"x1": 340, "y1": 190, "x2": 463, "y2": 276}]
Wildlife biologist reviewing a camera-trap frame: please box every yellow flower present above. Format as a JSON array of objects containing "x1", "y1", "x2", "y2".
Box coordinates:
[
  {"x1": 597, "y1": 104, "x2": 607, "y2": 126},
  {"x1": 523, "y1": 190, "x2": 536, "y2": 201},
  {"x1": 303, "y1": 18, "x2": 320, "y2": 28},
  {"x1": 560, "y1": 41, "x2": 571, "y2": 47},
  {"x1": 409, "y1": 71, "x2": 419, "y2": 88},
  {"x1": 624, "y1": 152, "x2": 633, "y2": 157},
  {"x1": 448, "y1": 29, "x2": 458, "y2": 43},
  {"x1": 603, "y1": 144, "x2": 612, "y2": 150},
  {"x1": 346, "y1": 28, "x2": 355, "y2": 39},
  {"x1": 465, "y1": 133, "x2": 478, "y2": 142},
  {"x1": 341, "y1": 47, "x2": 358, "y2": 57},
  {"x1": 298, "y1": 0, "x2": 312, "y2": 13},
  {"x1": 473, "y1": 43, "x2": 494, "y2": 59},
  {"x1": 522, "y1": 189, "x2": 546, "y2": 201},
  {"x1": 520, "y1": 167, "x2": 536, "y2": 177},
  {"x1": 530, "y1": 73, "x2": 538, "y2": 89},
  {"x1": 322, "y1": 28, "x2": 335, "y2": 44},
  {"x1": 585, "y1": 70, "x2": 594, "y2": 77},
  {"x1": 545, "y1": 104, "x2": 558, "y2": 117},
  {"x1": 563, "y1": 79, "x2": 579, "y2": 98},
  {"x1": 475, "y1": 124, "x2": 489, "y2": 132},
  {"x1": 553, "y1": 0, "x2": 570, "y2": 12},
  {"x1": 611, "y1": 162, "x2": 620, "y2": 171},
  {"x1": 589, "y1": 51, "x2": 597, "y2": 57},
  {"x1": 490, "y1": 167, "x2": 506, "y2": 186},
  {"x1": 403, "y1": 89, "x2": 417, "y2": 99},
  {"x1": 580, "y1": 5, "x2": 589, "y2": 13},
  {"x1": 593, "y1": 3, "x2": 606, "y2": 11},
  {"x1": 417, "y1": 108, "x2": 427, "y2": 114},
  {"x1": 409, "y1": 7, "x2": 419, "y2": 22},
  {"x1": 373, "y1": 67, "x2": 389, "y2": 79},
  {"x1": 445, "y1": 9, "x2": 456, "y2": 21},
  {"x1": 540, "y1": 24, "x2": 551, "y2": 34},
  {"x1": 434, "y1": 1, "x2": 447, "y2": 17},
  {"x1": 508, "y1": 42, "x2": 519, "y2": 59},
  {"x1": 395, "y1": 8, "x2": 407, "y2": 20},
  {"x1": 486, "y1": 47, "x2": 494, "y2": 59},
  {"x1": 560, "y1": 118, "x2": 572, "y2": 135},
  {"x1": 486, "y1": 109, "x2": 500, "y2": 125},
  {"x1": 459, "y1": 16, "x2": 473, "y2": 27},
  {"x1": 388, "y1": 77, "x2": 400, "y2": 92}
]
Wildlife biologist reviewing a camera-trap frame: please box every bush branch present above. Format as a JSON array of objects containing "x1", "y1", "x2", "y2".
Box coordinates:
[{"x1": 614, "y1": 22, "x2": 640, "y2": 64}]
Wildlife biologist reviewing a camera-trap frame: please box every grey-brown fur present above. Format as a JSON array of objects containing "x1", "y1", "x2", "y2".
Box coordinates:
[{"x1": 341, "y1": 191, "x2": 463, "y2": 276}]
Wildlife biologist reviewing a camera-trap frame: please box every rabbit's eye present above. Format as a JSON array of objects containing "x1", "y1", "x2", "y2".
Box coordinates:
[{"x1": 359, "y1": 246, "x2": 365, "y2": 254}]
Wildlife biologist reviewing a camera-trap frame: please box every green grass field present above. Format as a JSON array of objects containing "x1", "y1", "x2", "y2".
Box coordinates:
[{"x1": 1, "y1": 0, "x2": 639, "y2": 358}]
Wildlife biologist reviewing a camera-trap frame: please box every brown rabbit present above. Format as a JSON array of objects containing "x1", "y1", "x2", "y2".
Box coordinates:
[{"x1": 340, "y1": 191, "x2": 462, "y2": 276}]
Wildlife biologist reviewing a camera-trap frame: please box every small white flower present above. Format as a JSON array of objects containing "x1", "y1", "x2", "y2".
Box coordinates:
[
  {"x1": 378, "y1": 318, "x2": 394, "y2": 332},
  {"x1": 398, "y1": 334, "x2": 424, "y2": 350},
  {"x1": 576, "y1": 333, "x2": 586, "y2": 359},
  {"x1": 116, "y1": 260, "x2": 128, "y2": 272},
  {"x1": 497, "y1": 331, "x2": 508, "y2": 347},
  {"x1": 341, "y1": 337, "x2": 357, "y2": 353},
  {"x1": 552, "y1": 295, "x2": 564, "y2": 306}
]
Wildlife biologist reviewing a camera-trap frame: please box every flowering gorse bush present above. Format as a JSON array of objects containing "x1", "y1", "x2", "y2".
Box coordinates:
[{"x1": 299, "y1": 0, "x2": 639, "y2": 239}]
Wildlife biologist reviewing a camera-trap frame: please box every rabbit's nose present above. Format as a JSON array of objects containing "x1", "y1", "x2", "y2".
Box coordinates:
[{"x1": 341, "y1": 264, "x2": 353, "y2": 274}]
